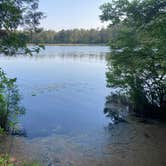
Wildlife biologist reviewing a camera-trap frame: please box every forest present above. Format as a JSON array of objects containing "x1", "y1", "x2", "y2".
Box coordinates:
[{"x1": 26, "y1": 28, "x2": 111, "y2": 44}]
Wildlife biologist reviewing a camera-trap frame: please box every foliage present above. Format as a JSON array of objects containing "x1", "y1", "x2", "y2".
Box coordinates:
[
  {"x1": 0, "y1": 155, "x2": 38, "y2": 166},
  {"x1": 0, "y1": 127, "x2": 4, "y2": 135},
  {"x1": 0, "y1": 0, "x2": 43, "y2": 132},
  {"x1": 26, "y1": 28, "x2": 112, "y2": 44},
  {"x1": 100, "y1": 0, "x2": 166, "y2": 115},
  {"x1": 0, "y1": 0, "x2": 44, "y2": 55},
  {"x1": 0, "y1": 154, "x2": 14, "y2": 166},
  {"x1": 0, "y1": 154, "x2": 40, "y2": 166},
  {"x1": 0, "y1": 69, "x2": 25, "y2": 131}
]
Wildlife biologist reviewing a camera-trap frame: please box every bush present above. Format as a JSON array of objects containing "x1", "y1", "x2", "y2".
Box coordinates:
[
  {"x1": 0, "y1": 69, "x2": 25, "y2": 131},
  {"x1": 0, "y1": 154, "x2": 14, "y2": 166}
]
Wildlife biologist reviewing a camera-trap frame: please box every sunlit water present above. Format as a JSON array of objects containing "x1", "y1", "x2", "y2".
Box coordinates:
[{"x1": 0, "y1": 45, "x2": 110, "y2": 138}]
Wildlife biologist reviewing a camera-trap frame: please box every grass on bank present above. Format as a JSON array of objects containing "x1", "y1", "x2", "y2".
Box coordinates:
[{"x1": 0, "y1": 154, "x2": 40, "y2": 166}]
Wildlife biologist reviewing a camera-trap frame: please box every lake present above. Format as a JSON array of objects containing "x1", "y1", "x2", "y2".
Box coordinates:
[
  {"x1": 0, "y1": 45, "x2": 110, "y2": 138},
  {"x1": 0, "y1": 45, "x2": 166, "y2": 166}
]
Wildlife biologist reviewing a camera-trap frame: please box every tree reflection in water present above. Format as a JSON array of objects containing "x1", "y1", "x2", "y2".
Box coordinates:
[{"x1": 104, "y1": 94, "x2": 130, "y2": 124}]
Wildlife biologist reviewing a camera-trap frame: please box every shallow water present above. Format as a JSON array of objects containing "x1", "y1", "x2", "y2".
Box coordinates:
[{"x1": 0, "y1": 45, "x2": 166, "y2": 166}]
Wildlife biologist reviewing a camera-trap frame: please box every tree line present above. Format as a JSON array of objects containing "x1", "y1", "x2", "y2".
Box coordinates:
[{"x1": 27, "y1": 28, "x2": 111, "y2": 44}]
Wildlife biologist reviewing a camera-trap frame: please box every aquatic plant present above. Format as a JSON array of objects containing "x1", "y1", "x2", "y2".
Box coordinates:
[{"x1": 23, "y1": 161, "x2": 40, "y2": 166}]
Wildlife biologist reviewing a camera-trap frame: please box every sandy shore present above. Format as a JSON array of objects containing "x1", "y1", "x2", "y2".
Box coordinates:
[{"x1": 0, "y1": 118, "x2": 166, "y2": 166}]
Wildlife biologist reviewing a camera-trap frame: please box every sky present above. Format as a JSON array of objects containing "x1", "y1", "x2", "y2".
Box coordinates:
[{"x1": 38, "y1": 0, "x2": 109, "y2": 31}]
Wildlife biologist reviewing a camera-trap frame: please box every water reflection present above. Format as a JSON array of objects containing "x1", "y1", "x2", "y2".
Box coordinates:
[
  {"x1": 26, "y1": 45, "x2": 109, "y2": 61},
  {"x1": 104, "y1": 94, "x2": 130, "y2": 124},
  {"x1": 0, "y1": 45, "x2": 110, "y2": 138}
]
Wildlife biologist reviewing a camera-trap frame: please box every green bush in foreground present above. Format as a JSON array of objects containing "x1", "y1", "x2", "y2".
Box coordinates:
[
  {"x1": 0, "y1": 155, "x2": 13, "y2": 166},
  {"x1": 0, "y1": 69, "x2": 25, "y2": 131}
]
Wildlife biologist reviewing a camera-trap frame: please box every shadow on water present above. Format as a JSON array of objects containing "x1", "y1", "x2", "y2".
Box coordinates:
[{"x1": 104, "y1": 93, "x2": 130, "y2": 125}]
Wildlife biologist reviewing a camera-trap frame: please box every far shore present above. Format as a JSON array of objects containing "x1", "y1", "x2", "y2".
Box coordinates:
[{"x1": 28, "y1": 43, "x2": 108, "y2": 46}]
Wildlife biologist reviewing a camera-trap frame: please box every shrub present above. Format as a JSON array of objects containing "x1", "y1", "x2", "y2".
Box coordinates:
[{"x1": 0, "y1": 69, "x2": 25, "y2": 131}]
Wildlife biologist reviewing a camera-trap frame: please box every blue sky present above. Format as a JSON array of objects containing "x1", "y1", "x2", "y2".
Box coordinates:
[{"x1": 39, "y1": 0, "x2": 108, "y2": 31}]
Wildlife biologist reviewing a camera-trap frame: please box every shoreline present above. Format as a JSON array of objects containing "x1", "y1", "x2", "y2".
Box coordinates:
[
  {"x1": 28, "y1": 43, "x2": 108, "y2": 46},
  {"x1": 1, "y1": 118, "x2": 166, "y2": 166}
]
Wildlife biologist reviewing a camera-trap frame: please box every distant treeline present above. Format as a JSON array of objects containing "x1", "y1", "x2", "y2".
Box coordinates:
[{"x1": 27, "y1": 28, "x2": 111, "y2": 44}]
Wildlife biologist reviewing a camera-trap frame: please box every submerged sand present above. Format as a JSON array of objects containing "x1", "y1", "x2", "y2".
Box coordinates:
[{"x1": 0, "y1": 118, "x2": 166, "y2": 166}]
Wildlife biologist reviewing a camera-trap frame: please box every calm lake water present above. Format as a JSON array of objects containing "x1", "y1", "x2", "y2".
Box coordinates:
[
  {"x1": 1, "y1": 46, "x2": 166, "y2": 166},
  {"x1": 0, "y1": 45, "x2": 110, "y2": 138}
]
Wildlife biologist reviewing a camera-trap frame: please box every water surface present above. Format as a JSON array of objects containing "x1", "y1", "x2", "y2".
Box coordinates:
[
  {"x1": 0, "y1": 45, "x2": 110, "y2": 138},
  {"x1": 1, "y1": 46, "x2": 166, "y2": 166}
]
